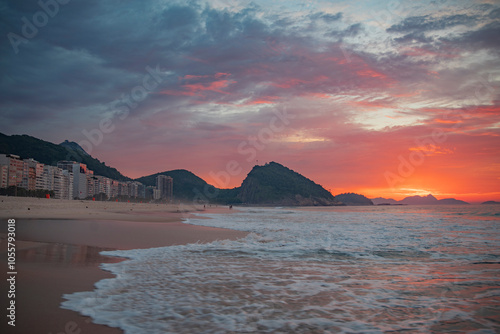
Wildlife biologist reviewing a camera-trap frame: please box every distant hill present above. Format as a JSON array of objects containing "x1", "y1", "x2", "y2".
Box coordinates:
[
  {"x1": 371, "y1": 197, "x2": 399, "y2": 205},
  {"x1": 335, "y1": 193, "x2": 373, "y2": 206},
  {"x1": 236, "y1": 162, "x2": 337, "y2": 206},
  {"x1": 0, "y1": 133, "x2": 130, "y2": 181},
  {"x1": 373, "y1": 194, "x2": 469, "y2": 205},
  {"x1": 135, "y1": 169, "x2": 217, "y2": 202},
  {"x1": 438, "y1": 198, "x2": 469, "y2": 205},
  {"x1": 135, "y1": 162, "x2": 338, "y2": 206},
  {"x1": 482, "y1": 201, "x2": 500, "y2": 205},
  {"x1": 400, "y1": 194, "x2": 439, "y2": 205},
  {"x1": 59, "y1": 140, "x2": 90, "y2": 157}
]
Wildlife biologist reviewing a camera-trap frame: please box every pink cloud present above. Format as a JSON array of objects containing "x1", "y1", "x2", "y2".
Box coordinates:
[{"x1": 183, "y1": 79, "x2": 235, "y2": 94}]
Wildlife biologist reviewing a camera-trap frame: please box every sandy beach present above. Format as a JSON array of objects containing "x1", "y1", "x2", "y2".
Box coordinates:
[{"x1": 0, "y1": 196, "x2": 245, "y2": 334}]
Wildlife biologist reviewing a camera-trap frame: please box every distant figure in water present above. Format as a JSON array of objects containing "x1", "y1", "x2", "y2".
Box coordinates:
[{"x1": 229, "y1": 205, "x2": 233, "y2": 209}]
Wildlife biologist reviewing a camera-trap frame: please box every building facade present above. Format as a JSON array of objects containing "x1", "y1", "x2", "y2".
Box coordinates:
[
  {"x1": 1, "y1": 154, "x2": 153, "y2": 201},
  {"x1": 156, "y1": 175, "x2": 173, "y2": 200},
  {"x1": 57, "y1": 161, "x2": 92, "y2": 199},
  {"x1": 0, "y1": 154, "x2": 24, "y2": 187}
]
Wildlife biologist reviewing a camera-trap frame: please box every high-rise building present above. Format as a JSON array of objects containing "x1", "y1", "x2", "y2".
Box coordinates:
[
  {"x1": 43, "y1": 165, "x2": 74, "y2": 200},
  {"x1": 118, "y1": 182, "x2": 129, "y2": 197},
  {"x1": 22, "y1": 158, "x2": 44, "y2": 190},
  {"x1": 1, "y1": 154, "x2": 145, "y2": 200},
  {"x1": 0, "y1": 165, "x2": 8, "y2": 188},
  {"x1": 128, "y1": 181, "x2": 141, "y2": 198},
  {"x1": 0, "y1": 154, "x2": 24, "y2": 187},
  {"x1": 94, "y1": 175, "x2": 112, "y2": 198},
  {"x1": 57, "y1": 161, "x2": 90, "y2": 199},
  {"x1": 153, "y1": 188, "x2": 161, "y2": 200},
  {"x1": 110, "y1": 180, "x2": 120, "y2": 198},
  {"x1": 61, "y1": 169, "x2": 74, "y2": 200},
  {"x1": 156, "y1": 175, "x2": 173, "y2": 200}
]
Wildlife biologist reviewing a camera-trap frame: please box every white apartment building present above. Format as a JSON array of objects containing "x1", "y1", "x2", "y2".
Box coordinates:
[
  {"x1": 42, "y1": 165, "x2": 74, "y2": 199},
  {"x1": 61, "y1": 169, "x2": 74, "y2": 200},
  {"x1": 94, "y1": 175, "x2": 112, "y2": 198},
  {"x1": 57, "y1": 161, "x2": 92, "y2": 199},
  {"x1": 1, "y1": 155, "x2": 146, "y2": 201}
]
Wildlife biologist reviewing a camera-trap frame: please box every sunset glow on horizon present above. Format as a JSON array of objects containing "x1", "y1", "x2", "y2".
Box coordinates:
[{"x1": 1, "y1": 0, "x2": 499, "y2": 203}]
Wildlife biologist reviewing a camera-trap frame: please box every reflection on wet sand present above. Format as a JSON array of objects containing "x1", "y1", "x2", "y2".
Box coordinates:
[{"x1": 16, "y1": 243, "x2": 121, "y2": 267}]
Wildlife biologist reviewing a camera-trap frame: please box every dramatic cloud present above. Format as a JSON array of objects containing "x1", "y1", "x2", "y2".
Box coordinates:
[{"x1": 0, "y1": 0, "x2": 499, "y2": 202}]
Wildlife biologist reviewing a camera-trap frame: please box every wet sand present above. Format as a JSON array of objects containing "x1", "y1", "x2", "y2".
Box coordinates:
[{"x1": 0, "y1": 196, "x2": 244, "y2": 334}]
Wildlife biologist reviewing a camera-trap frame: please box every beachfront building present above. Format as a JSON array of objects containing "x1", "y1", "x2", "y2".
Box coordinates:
[
  {"x1": 57, "y1": 161, "x2": 92, "y2": 199},
  {"x1": 0, "y1": 154, "x2": 24, "y2": 187},
  {"x1": 60, "y1": 170, "x2": 74, "y2": 200},
  {"x1": 0, "y1": 154, "x2": 148, "y2": 201},
  {"x1": 153, "y1": 188, "x2": 161, "y2": 200},
  {"x1": 138, "y1": 183, "x2": 146, "y2": 199},
  {"x1": 156, "y1": 175, "x2": 173, "y2": 201},
  {"x1": 110, "y1": 180, "x2": 120, "y2": 198},
  {"x1": 93, "y1": 175, "x2": 112, "y2": 198},
  {"x1": 22, "y1": 158, "x2": 45, "y2": 190},
  {"x1": 144, "y1": 186, "x2": 155, "y2": 200},
  {"x1": 118, "y1": 182, "x2": 128, "y2": 197},
  {"x1": 22, "y1": 161, "x2": 36, "y2": 190},
  {"x1": 128, "y1": 181, "x2": 143, "y2": 198},
  {"x1": 42, "y1": 165, "x2": 74, "y2": 199},
  {"x1": 0, "y1": 164, "x2": 8, "y2": 188}
]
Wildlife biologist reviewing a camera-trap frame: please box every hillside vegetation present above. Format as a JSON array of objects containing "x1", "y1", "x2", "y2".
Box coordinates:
[{"x1": 0, "y1": 133, "x2": 129, "y2": 181}]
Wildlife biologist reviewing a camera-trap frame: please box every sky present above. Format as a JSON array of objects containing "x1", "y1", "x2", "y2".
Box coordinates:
[{"x1": 1, "y1": 0, "x2": 499, "y2": 202}]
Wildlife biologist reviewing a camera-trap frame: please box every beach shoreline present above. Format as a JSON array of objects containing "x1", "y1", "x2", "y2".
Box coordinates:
[{"x1": 0, "y1": 196, "x2": 245, "y2": 334}]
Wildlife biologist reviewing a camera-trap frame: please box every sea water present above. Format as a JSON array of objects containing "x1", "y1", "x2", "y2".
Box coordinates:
[{"x1": 62, "y1": 205, "x2": 500, "y2": 333}]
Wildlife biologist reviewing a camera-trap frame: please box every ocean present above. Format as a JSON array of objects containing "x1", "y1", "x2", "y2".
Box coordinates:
[{"x1": 62, "y1": 205, "x2": 500, "y2": 333}]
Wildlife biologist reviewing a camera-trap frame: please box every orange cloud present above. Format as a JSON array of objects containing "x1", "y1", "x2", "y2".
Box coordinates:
[
  {"x1": 409, "y1": 145, "x2": 454, "y2": 156},
  {"x1": 183, "y1": 79, "x2": 235, "y2": 94},
  {"x1": 434, "y1": 119, "x2": 463, "y2": 124}
]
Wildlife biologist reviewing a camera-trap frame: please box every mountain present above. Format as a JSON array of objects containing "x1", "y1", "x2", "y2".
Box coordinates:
[
  {"x1": 135, "y1": 162, "x2": 337, "y2": 205},
  {"x1": 373, "y1": 194, "x2": 469, "y2": 205},
  {"x1": 371, "y1": 197, "x2": 399, "y2": 205},
  {"x1": 135, "y1": 169, "x2": 217, "y2": 202},
  {"x1": 400, "y1": 194, "x2": 439, "y2": 205},
  {"x1": 0, "y1": 133, "x2": 130, "y2": 181},
  {"x1": 59, "y1": 140, "x2": 90, "y2": 156},
  {"x1": 235, "y1": 162, "x2": 337, "y2": 206},
  {"x1": 438, "y1": 198, "x2": 469, "y2": 205},
  {"x1": 482, "y1": 201, "x2": 500, "y2": 205},
  {"x1": 335, "y1": 193, "x2": 373, "y2": 206}
]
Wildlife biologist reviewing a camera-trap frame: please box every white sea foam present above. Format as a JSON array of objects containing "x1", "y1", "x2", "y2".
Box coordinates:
[{"x1": 62, "y1": 206, "x2": 500, "y2": 333}]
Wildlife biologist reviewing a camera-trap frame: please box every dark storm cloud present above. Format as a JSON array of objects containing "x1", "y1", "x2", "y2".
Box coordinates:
[
  {"x1": 393, "y1": 32, "x2": 434, "y2": 44},
  {"x1": 387, "y1": 13, "x2": 478, "y2": 33},
  {"x1": 387, "y1": 5, "x2": 500, "y2": 55},
  {"x1": 441, "y1": 21, "x2": 500, "y2": 52},
  {"x1": 0, "y1": 0, "x2": 355, "y2": 127},
  {"x1": 1, "y1": 0, "x2": 499, "y2": 151}
]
